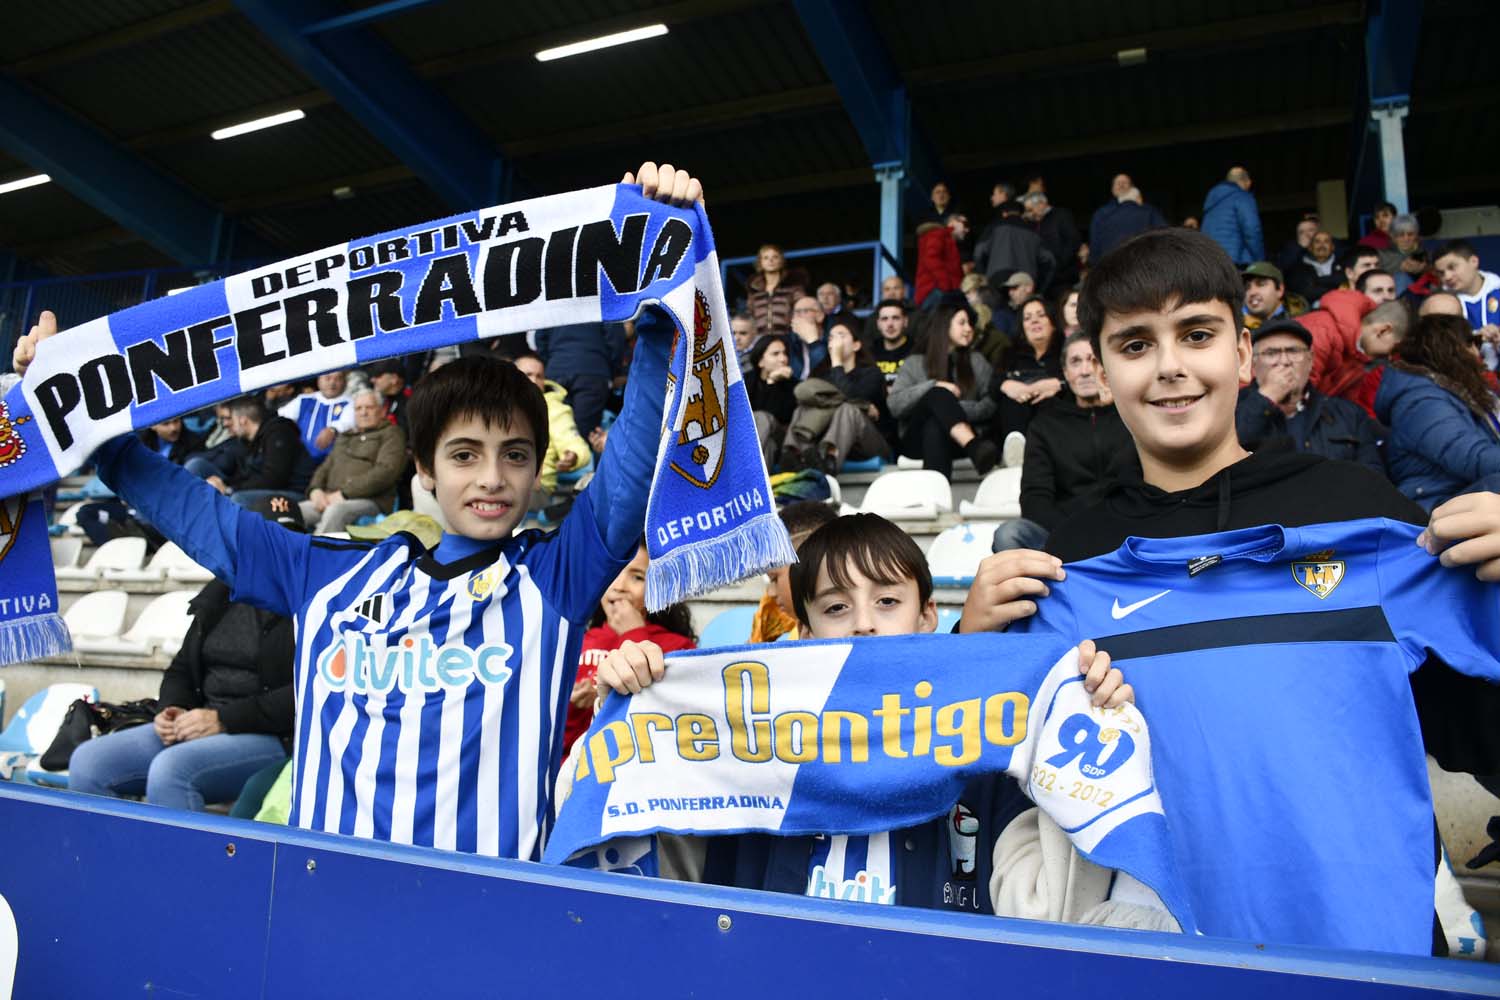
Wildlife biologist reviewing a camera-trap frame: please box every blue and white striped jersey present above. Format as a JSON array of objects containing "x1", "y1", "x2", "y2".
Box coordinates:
[
  {"x1": 279, "y1": 392, "x2": 355, "y2": 460},
  {"x1": 93, "y1": 307, "x2": 671, "y2": 860},
  {"x1": 236, "y1": 504, "x2": 614, "y2": 859}
]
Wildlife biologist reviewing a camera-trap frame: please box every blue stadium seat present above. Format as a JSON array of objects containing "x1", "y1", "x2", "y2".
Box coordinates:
[
  {"x1": 698, "y1": 606, "x2": 756, "y2": 649},
  {"x1": 840, "y1": 456, "x2": 883, "y2": 474}
]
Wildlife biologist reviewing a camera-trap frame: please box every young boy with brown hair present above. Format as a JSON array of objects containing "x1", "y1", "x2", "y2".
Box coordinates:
[{"x1": 590, "y1": 513, "x2": 1171, "y2": 927}]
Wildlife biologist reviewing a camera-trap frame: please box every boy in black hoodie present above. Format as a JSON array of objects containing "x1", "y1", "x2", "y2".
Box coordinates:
[{"x1": 956, "y1": 227, "x2": 1500, "y2": 953}]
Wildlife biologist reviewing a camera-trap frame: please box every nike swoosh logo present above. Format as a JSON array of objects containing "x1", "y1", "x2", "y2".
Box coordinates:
[{"x1": 1111, "y1": 590, "x2": 1172, "y2": 620}]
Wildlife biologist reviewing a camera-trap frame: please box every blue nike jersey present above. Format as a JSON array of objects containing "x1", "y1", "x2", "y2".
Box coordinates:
[{"x1": 1016, "y1": 517, "x2": 1500, "y2": 955}]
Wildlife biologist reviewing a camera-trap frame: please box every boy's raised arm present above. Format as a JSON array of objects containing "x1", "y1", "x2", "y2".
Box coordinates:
[{"x1": 90, "y1": 433, "x2": 311, "y2": 618}]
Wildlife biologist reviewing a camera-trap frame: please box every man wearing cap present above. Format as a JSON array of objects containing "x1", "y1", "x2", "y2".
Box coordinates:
[
  {"x1": 1241, "y1": 261, "x2": 1307, "y2": 330},
  {"x1": 1235, "y1": 318, "x2": 1383, "y2": 473}
]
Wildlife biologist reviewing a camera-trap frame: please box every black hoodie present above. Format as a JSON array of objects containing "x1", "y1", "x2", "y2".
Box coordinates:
[
  {"x1": 1020, "y1": 395, "x2": 1138, "y2": 530},
  {"x1": 1045, "y1": 445, "x2": 1500, "y2": 776}
]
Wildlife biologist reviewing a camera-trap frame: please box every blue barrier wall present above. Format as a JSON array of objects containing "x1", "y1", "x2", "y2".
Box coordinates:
[{"x1": 0, "y1": 784, "x2": 1497, "y2": 999}]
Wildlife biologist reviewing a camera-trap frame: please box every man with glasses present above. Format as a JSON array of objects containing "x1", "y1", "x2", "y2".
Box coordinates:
[
  {"x1": 1236, "y1": 318, "x2": 1383, "y2": 473},
  {"x1": 786, "y1": 294, "x2": 828, "y2": 379}
]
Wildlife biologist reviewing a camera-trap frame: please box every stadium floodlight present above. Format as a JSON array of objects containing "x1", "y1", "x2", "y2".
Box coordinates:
[
  {"x1": 535, "y1": 24, "x2": 668, "y2": 62},
  {"x1": 0, "y1": 173, "x2": 50, "y2": 195},
  {"x1": 211, "y1": 109, "x2": 306, "y2": 141}
]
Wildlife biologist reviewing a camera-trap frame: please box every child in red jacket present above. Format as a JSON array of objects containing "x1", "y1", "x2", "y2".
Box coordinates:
[{"x1": 563, "y1": 542, "x2": 696, "y2": 748}]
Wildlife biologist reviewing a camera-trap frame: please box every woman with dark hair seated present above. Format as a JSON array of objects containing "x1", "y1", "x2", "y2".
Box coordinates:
[
  {"x1": 1376, "y1": 313, "x2": 1500, "y2": 510},
  {"x1": 887, "y1": 302, "x2": 999, "y2": 478},
  {"x1": 747, "y1": 336, "x2": 800, "y2": 467},
  {"x1": 994, "y1": 295, "x2": 1065, "y2": 460}
]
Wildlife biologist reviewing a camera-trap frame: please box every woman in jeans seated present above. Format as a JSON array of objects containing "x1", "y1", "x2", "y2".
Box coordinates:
[
  {"x1": 780, "y1": 319, "x2": 892, "y2": 475},
  {"x1": 887, "y1": 302, "x2": 999, "y2": 478},
  {"x1": 68, "y1": 501, "x2": 298, "y2": 812}
]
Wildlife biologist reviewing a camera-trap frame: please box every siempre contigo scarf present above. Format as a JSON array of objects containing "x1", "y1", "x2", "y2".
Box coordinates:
[
  {"x1": 0, "y1": 183, "x2": 794, "y2": 665},
  {"x1": 545, "y1": 634, "x2": 1197, "y2": 933}
]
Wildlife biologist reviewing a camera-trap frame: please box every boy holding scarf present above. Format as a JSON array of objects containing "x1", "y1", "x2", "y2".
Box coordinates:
[{"x1": 12, "y1": 163, "x2": 709, "y2": 862}]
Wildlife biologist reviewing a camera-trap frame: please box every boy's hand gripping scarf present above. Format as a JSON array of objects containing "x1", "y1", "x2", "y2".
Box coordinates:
[
  {"x1": 545, "y1": 634, "x2": 1197, "y2": 934},
  {"x1": 0, "y1": 184, "x2": 794, "y2": 665}
]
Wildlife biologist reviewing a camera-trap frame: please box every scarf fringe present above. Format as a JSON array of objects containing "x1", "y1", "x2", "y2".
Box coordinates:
[
  {"x1": 646, "y1": 511, "x2": 799, "y2": 611},
  {"x1": 0, "y1": 613, "x2": 72, "y2": 665}
]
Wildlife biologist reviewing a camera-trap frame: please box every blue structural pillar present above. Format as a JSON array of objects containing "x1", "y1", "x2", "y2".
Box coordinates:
[
  {"x1": 792, "y1": 0, "x2": 944, "y2": 281},
  {"x1": 875, "y1": 161, "x2": 904, "y2": 285},
  {"x1": 1351, "y1": 1, "x2": 1422, "y2": 221}
]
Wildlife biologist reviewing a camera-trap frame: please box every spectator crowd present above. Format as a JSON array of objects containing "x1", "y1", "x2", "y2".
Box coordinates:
[{"x1": 10, "y1": 157, "x2": 1500, "y2": 961}]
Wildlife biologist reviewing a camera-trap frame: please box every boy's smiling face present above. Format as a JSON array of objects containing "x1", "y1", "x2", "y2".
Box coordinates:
[
  {"x1": 417, "y1": 412, "x2": 539, "y2": 542},
  {"x1": 802, "y1": 560, "x2": 937, "y2": 639},
  {"x1": 1098, "y1": 298, "x2": 1252, "y2": 491}
]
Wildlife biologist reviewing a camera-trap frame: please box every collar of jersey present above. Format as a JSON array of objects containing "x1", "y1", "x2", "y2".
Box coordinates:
[
  {"x1": 1118, "y1": 523, "x2": 1291, "y2": 567},
  {"x1": 417, "y1": 532, "x2": 509, "y2": 580}
]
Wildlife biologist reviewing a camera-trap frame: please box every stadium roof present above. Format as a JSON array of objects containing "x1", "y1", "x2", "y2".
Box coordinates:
[{"x1": 0, "y1": 0, "x2": 1493, "y2": 283}]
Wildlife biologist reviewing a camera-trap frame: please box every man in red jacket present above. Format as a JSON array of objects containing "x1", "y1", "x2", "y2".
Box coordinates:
[
  {"x1": 1297, "y1": 287, "x2": 1375, "y2": 398},
  {"x1": 915, "y1": 214, "x2": 966, "y2": 307}
]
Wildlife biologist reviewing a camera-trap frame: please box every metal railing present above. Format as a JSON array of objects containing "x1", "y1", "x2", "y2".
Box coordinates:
[
  {"x1": 0, "y1": 262, "x2": 264, "y2": 370},
  {"x1": 719, "y1": 240, "x2": 902, "y2": 307}
]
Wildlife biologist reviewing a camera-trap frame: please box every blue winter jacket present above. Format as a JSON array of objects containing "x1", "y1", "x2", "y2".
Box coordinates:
[
  {"x1": 1201, "y1": 181, "x2": 1264, "y2": 265},
  {"x1": 1373, "y1": 366, "x2": 1500, "y2": 510},
  {"x1": 1088, "y1": 200, "x2": 1167, "y2": 260}
]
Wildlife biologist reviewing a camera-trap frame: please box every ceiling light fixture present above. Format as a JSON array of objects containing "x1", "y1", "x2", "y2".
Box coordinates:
[
  {"x1": 0, "y1": 173, "x2": 51, "y2": 195},
  {"x1": 211, "y1": 109, "x2": 306, "y2": 141},
  {"x1": 535, "y1": 24, "x2": 668, "y2": 62}
]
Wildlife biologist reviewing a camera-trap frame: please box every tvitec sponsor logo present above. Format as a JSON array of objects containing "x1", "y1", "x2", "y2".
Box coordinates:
[{"x1": 318, "y1": 633, "x2": 513, "y2": 693}]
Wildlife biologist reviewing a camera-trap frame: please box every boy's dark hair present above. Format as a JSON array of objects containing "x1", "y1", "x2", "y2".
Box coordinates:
[
  {"x1": 875, "y1": 298, "x2": 908, "y2": 316},
  {"x1": 778, "y1": 499, "x2": 838, "y2": 543},
  {"x1": 1354, "y1": 268, "x2": 1392, "y2": 294},
  {"x1": 230, "y1": 396, "x2": 269, "y2": 423},
  {"x1": 511, "y1": 348, "x2": 542, "y2": 366},
  {"x1": 789, "y1": 513, "x2": 932, "y2": 625},
  {"x1": 406, "y1": 355, "x2": 549, "y2": 473},
  {"x1": 1438, "y1": 239, "x2": 1478, "y2": 263},
  {"x1": 1341, "y1": 245, "x2": 1381, "y2": 270},
  {"x1": 1374, "y1": 200, "x2": 1396, "y2": 215},
  {"x1": 1079, "y1": 228, "x2": 1244, "y2": 357}
]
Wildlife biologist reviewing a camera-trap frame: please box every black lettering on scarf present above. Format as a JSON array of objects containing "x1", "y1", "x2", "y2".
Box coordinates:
[
  {"x1": 483, "y1": 238, "x2": 543, "y2": 308},
  {"x1": 79, "y1": 356, "x2": 131, "y2": 420},
  {"x1": 234, "y1": 304, "x2": 286, "y2": 370},
  {"x1": 35, "y1": 374, "x2": 82, "y2": 449},
  {"x1": 414, "y1": 254, "x2": 482, "y2": 325},
  {"x1": 187, "y1": 316, "x2": 235, "y2": 384},
  {"x1": 283, "y1": 289, "x2": 345, "y2": 356},
  {"x1": 575, "y1": 215, "x2": 646, "y2": 296},
  {"x1": 545, "y1": 227, "x2": 578, "y2": 300},
  {"x1": 640, "y1": 217, "x2": 693, "y2": 288},
  {"x1": 461, "y1": 216, "x2": 496, "y2": 244},
  {"x1": 347, "y1": 271, "x2": 408, "y2": 341},
  {"x1": 127, "y1": 329, "x2": 195, "y2": 404}
]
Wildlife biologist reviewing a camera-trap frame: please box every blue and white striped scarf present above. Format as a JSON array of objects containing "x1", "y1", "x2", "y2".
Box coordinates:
[
  {"x1": 0, "y1": 183, "x2": 793, "y2": 664},
  {"x1": 546, "y1": 634, "x2": 1196, "y2": 932}
]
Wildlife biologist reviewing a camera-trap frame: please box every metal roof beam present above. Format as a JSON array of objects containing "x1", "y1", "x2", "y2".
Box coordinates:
[
  {"x1": 0, "y1": 76, "x2": 230, "y2": 264},
  {"x1": 3, "y1": 1, "x2": 232, "y2": 77},
  {"x1": 904, "y1": 3, "x2": 1363, "y2": 91},
  {"x1": 233, "y1": 0, "x2": 513, "y2": 209}
]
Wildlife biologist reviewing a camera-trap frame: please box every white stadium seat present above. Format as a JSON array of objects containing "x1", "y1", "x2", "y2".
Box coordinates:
[
  {"x1": 49, "y1": 537, "x2": 83, "y2": 570},
  {"x1": 54, "y1": 502, "x2": 86, "y2": 538},
  {"x1": 859, "y1": 470, "x2": 953, "y2": 521},
  {"x1": 61, "y1": 591, "x2": 129, "y2": 643},
  {"x1": 927, "y1": 522, "x2": 1002, "y2": 587},
  {"x1": 75, "y1": 590, "x2": 196, "y2": 658},
  {"x1": 103, "y1": 541, "x2": 212, "y2": 584},
  {"x1": 55, "y1": 536, "x2": 147, "y2": 582},
  {"x1": 958, "y1": 467, "x2": 1023, "y2": 520}
]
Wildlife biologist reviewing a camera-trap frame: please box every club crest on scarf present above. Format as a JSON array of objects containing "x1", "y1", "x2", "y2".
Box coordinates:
[
  {"x1": 667, "y1": 291, "x2": 729, "y2": 489},
  {"x1": 0, "y1": 399, "x2": 30, "y2": 470},
  {"x1": 0, "y1": 494, "x2": 23, "y2": 564}
]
